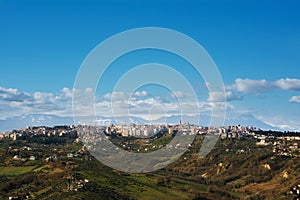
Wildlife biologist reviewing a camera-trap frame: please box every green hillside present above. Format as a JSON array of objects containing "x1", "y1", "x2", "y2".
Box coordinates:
[{"x1": 0, "y1": 132, "x2": 299, "y2": 200}]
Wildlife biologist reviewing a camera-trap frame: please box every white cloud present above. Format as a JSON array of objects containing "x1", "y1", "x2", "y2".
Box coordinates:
[
  {"x1": 207, "y1": 91, "x2": 242, "y2": 102},
  {"x1": 289, "y1": 96, "x2": 300, "y2": 103},
  {"x1": 275, "y1": 78, "x2": 300, "y2": 91},
  {"x1": 103, "y1": 91, "x2": 128, "y2": 100},
  {"x1": 104, "y1": 91, "x2": 149, "y2": 101},
  {"x1": 0, "y1": 86, "x2": 76, "y2": 119},
  {"x1": 228, "y1": 78, "x2": 274, "y2": 94},
  {"x1": 229, "y1": 78, "x2": 300, "y2": 94},
  {"x1": 171, "y1": 91, "x2": 191, "y2": 99},
  {"x1": 134, "y1": 90, "x2": 148, "y2": 97},
  {"x1": 0, "y1": 86, "x2": 230, "y2": 121},
  {"x1": 93, "y1": 90, "x2": 229, "y2": 120},
  {"x1": 0, "y1": 86, "x2": 31, "y2": 102}
]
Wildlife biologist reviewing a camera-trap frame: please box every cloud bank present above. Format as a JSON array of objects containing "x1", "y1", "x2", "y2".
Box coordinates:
[
  {"x1": 228, "y1": 78, "x2": 300, "y2": 94},
  {"x1": 1, "y1": 76, "x2": 299, "y2": 131}
]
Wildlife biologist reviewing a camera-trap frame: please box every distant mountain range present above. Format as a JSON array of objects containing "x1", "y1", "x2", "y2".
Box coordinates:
[{"x1": 0, "y1": 113, "x2": 278, "y2": 133}]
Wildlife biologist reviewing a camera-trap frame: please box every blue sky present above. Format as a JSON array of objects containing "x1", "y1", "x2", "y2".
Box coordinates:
[{"x1": 0, "y1": 0, "x2": 300, "y2": 130}]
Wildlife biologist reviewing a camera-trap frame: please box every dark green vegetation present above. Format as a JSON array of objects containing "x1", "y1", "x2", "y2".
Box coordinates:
[{"x1": 0, "y1": 132, "x2": 299, "y2": 200}]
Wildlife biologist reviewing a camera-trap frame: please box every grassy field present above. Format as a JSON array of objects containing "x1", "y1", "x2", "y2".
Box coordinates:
[{"x1": 0, "y1": 166, "x2": 36, "y2": 175}]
